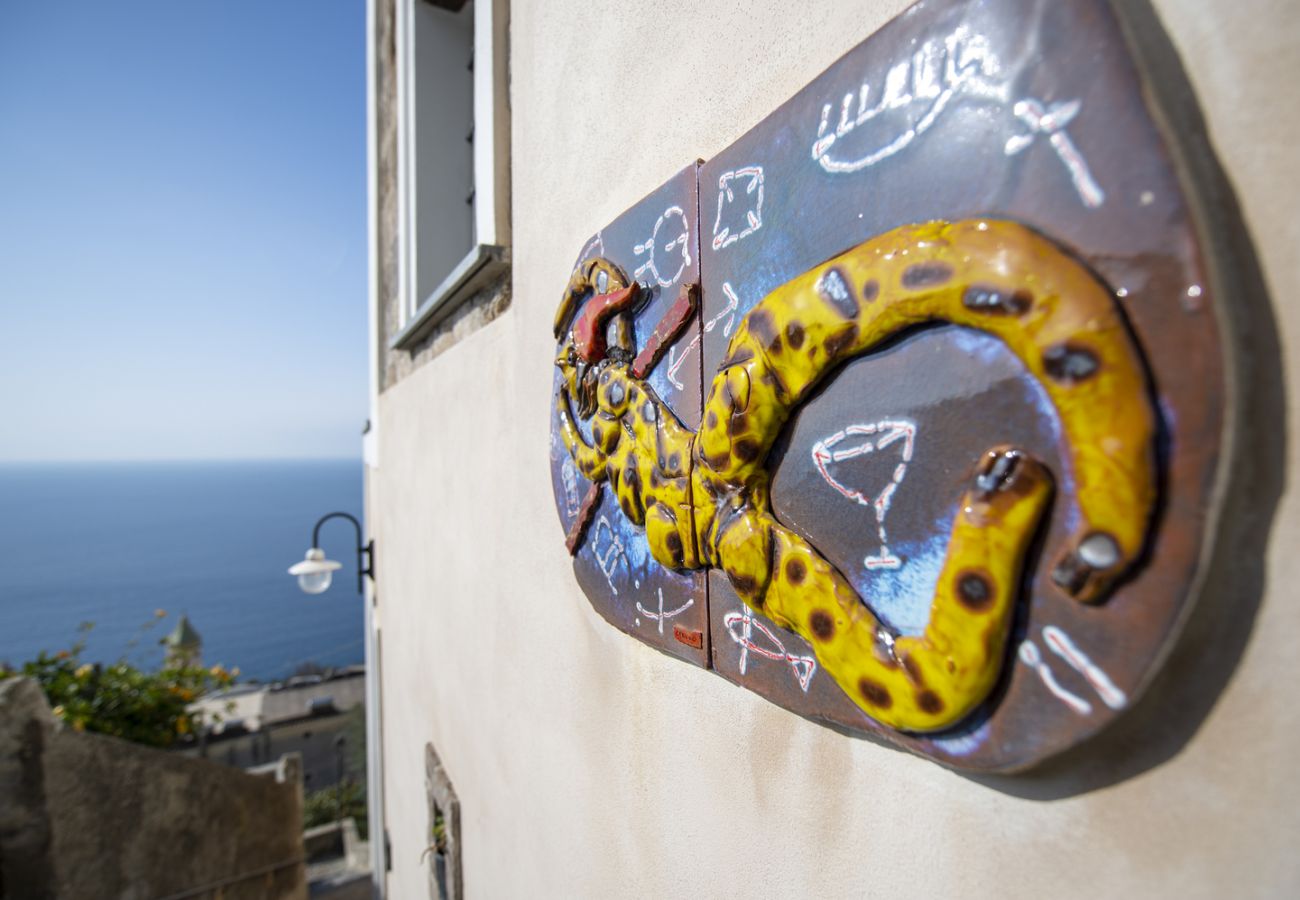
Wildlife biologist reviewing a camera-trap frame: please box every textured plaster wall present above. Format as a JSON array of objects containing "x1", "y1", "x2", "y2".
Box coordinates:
[{"x1": 371, "y1": 1, "x2": 1300, "y2": 896}]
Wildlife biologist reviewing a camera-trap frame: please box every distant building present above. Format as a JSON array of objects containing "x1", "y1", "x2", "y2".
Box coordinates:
[
  {"x1": 191, "y1": 666, "x2": 367, "y2": 733},
  {"x1": 161, "y1": 614, "x2": 202, "y2": 669},
  {"x1": 184, "y1": 667, "x2": 367, "y2": 794}
]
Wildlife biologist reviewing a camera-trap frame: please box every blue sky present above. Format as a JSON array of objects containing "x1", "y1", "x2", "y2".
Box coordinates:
[{"x1": 0, "y1": 1, "x2": 367, "y2": 462}]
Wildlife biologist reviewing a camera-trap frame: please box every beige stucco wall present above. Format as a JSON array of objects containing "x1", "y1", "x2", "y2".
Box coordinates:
[{"x1": 371, "y1": 1, "x2": 1300, "y2": 896}]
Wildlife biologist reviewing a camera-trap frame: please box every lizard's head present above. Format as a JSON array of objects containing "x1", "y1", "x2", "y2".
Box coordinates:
[{"x1": 554, "y1": 256, "x2": 641, "y2": 420}]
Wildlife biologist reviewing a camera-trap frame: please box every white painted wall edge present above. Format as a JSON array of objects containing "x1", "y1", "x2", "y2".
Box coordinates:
[{"x1": 363, "y1": 0, "x2": 387, "y2": 893}]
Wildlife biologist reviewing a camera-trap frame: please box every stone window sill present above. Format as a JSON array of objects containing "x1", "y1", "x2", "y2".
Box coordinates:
[{"x1": 390, "y1": 243, "x2": 509, "y2": 351}]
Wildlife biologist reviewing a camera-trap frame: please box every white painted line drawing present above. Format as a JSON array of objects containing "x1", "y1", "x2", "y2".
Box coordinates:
[
  {"x1": 1018, "y1": 640, "x2": 1093, "y2": 715},
  {"x1": 635, "y1": 588, "x2": 695, "y2": 635},
  {"x1": 712, "y1": 282, "x2": 740, "y2": 338},
  {"x1": 1004, "y1": 98, "x2": 1105, "y2": 208},
  {"x1": 666, "y1": 336, "x2": 699, "y2": 391},
  {"x1": 1042, "y1": 625, "x2": 1127, "y2": 709},
  {"x1": 590, "y1": 516, "x2": 629, "y2": 596},
  {"x1": 665, "y1": 281, "x2": 741, "y2": 390},
  {"x1": 574, "y1": 232, "x2": 605, "y2": 272},
  {"x1": 633, "y1": 205, "x2": 691, "y2": 288},
  {"x1": 1019, "y1": 626, "x2": 1128, "y2": 716},
  {"x1": 711, "y1": 166, "x2": 764, "y2": 251},
  {"x1": 810, "y1": 420, "x2": 916, "y2": 570},
  {"x1": 723, "y1": 607, "x2": 817, "y2": 692},
  {"x1": 810, "y1": 25, "x2": 1007, "y2": 174},
  {"x1": 560, "y1": 458, "x2": 579, "y2": 518}
]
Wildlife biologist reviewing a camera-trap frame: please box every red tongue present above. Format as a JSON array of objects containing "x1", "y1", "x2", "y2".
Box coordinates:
[{"x1": 573, "y1": 286, "x2": 638, "y2": 362}]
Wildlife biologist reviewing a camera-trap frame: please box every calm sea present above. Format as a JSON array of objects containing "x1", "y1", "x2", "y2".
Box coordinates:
[{"x1": 0, "y1": 460, "x2": 365, "y2": 682}]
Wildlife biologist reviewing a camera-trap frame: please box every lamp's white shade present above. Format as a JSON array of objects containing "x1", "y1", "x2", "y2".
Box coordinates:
[{"x1": 289, "y1": 547, "x2": 343, "y2": 595}]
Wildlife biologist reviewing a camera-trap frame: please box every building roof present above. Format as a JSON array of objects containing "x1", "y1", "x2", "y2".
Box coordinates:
[{"x1": 163, "y1": 615, "x2": 202, "y2": 649}]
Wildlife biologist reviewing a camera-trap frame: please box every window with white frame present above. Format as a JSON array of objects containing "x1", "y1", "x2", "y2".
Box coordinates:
[{"x1": 393, "y1": 0, "x2": 510, "y2": 349}]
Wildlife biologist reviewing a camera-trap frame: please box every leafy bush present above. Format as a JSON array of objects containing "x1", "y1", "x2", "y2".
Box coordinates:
[
  {"x1": 304, "y1": 780, "x2": 368, "y2": 838},
  {"x1": 0, "y1": 621, "x2": 235, "y2": 748},
  {"x1": 343, "y1": 703, "x2": 367, "y2": 774}
]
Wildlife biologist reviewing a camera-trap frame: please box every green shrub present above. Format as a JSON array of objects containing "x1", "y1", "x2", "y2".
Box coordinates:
[
  {"x1": 304, "y1": 780, "x2": 368, "y2": 839},
  {"x1": 0, "y1": 621, "x2": 234, "y2": 748}
]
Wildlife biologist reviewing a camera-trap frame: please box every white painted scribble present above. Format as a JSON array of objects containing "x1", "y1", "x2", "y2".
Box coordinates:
[
  {"x1": 665, "y1": 339, "x2": 696, "y2": 392},
  {"x1": 575, "y1": 232, "x2": 605, "y2": 271},
  {"x1": 1004, "y1": 97, "x2": 1104, "y2": 208},
  {"x1": 633, "y1": 206, "x2": 691, "y2": 288},
  {"x1": 1042, "y1": 625, "x2": 1127, "y2": 709},
  {"x1": 724, "y1": 607, "x2": 816, "y2": 692},
  {"x1": 711, "y1": 166, "x2": 764, "y2": 251},
  {"x1": 810, "y1": 26, "x2": 1007, "y2": 174},
  {"x1": 712, "y1": 282, "x2": 740, "y2": 338},
  {"x1": 665, "y1": 281, "x2": 741, "y2": 390},
  {"x1": 635, "y1": 588, "x2": 695, "y2": 635},
  {"x1": 560, "y1": 458, "x2": 579, "y2": 517},
  {"x1": 590, "y1": 516, "x2": 629, "y2": 596},
  {"x1": 1019, "y1": 626, "x2": 1127, "y2": 715},
  {"x1": 1018, "y1": 640, "x2": 1093, "y2": 715},
  {"x1": 808, "y1": 27, "x2": 1102, "y2": 210},
  {"x1": 811, "y1": 420, "x2": 916, "y2": 570}
]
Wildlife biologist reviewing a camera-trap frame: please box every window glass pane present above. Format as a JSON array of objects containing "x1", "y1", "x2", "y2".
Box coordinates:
[{"x1": 412, "y1": 1, "x2": 474, "y2": 308}]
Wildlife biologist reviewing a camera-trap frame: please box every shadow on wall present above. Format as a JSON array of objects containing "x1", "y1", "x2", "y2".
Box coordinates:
[{"x1": 964, "y1": 0, "x2": 1287, "y2": 800}]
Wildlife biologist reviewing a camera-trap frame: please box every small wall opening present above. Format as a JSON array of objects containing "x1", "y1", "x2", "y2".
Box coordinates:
[{"x1": 425, "y1": 742, "x2": 461, "y2": 900}]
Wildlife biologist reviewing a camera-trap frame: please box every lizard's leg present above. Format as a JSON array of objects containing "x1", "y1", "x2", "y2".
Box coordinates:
[{"x1": 556, "y1": 386, "x2": 608, "y2": 483}]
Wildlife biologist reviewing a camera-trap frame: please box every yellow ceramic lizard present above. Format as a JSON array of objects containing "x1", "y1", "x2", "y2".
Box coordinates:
[{"x1": 555, "y1": 219, "x2": 1156, "y2": 732}]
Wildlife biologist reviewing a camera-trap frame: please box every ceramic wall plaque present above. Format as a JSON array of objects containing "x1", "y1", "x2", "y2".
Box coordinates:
[{"x1": 549, "y1": 0, "x2": 1238, "y2": 771}]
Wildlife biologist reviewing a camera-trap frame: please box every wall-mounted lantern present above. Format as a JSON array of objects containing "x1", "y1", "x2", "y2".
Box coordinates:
[{"x1": 289, "y1": 512, "x2": 374, "y2": 596}]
